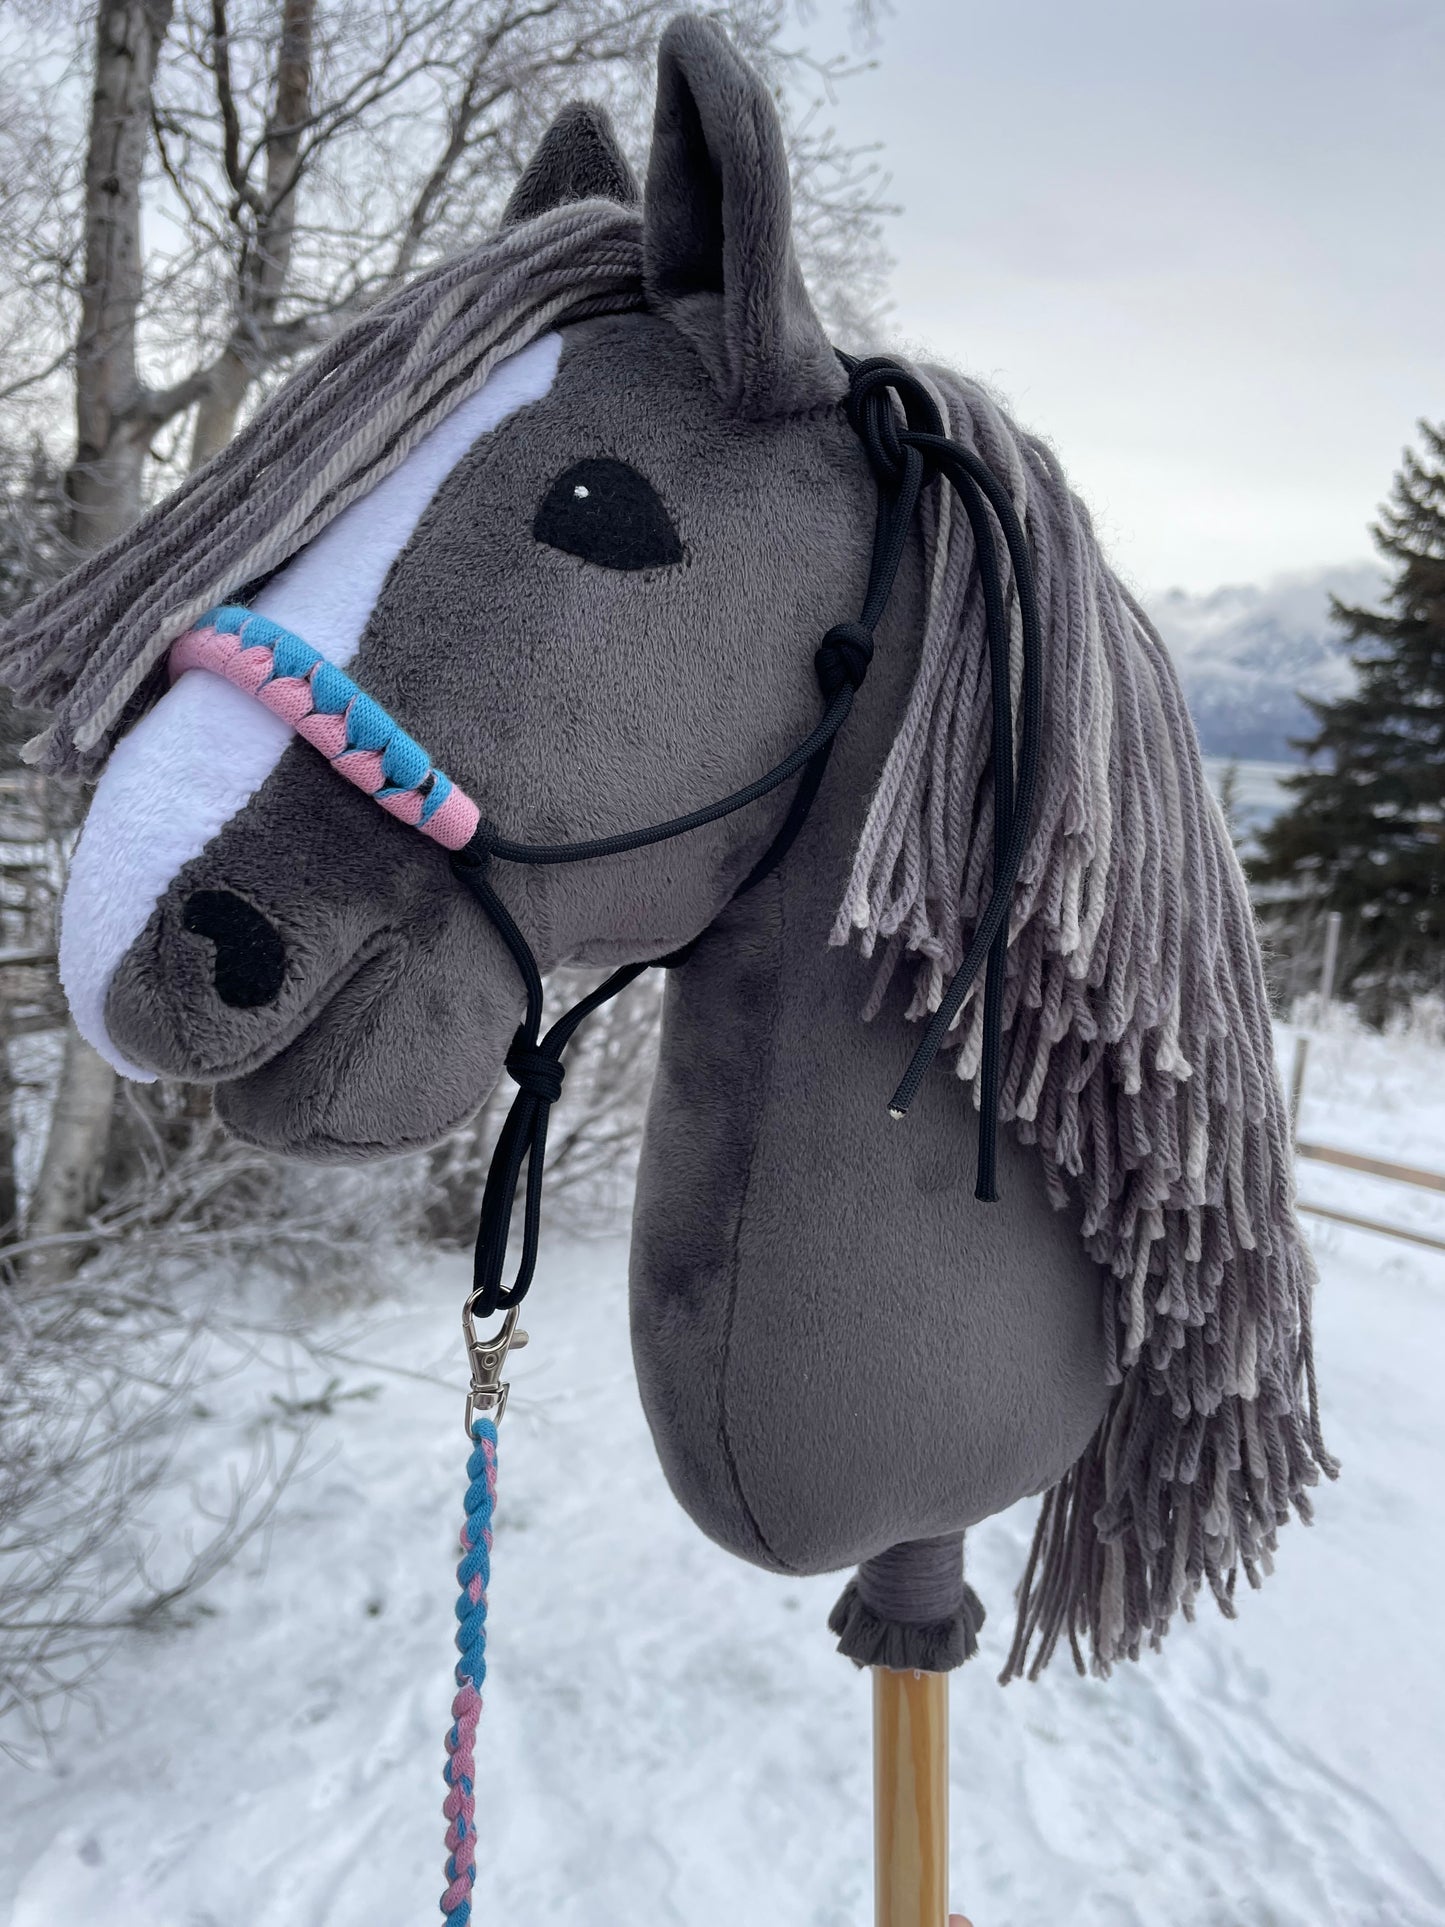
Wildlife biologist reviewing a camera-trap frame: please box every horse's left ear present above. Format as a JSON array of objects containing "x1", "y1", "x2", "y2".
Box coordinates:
[
  {"x1": 644, "y1": 14, "x2": 844, "y2": 419},
  {"x1": 502, "y1": 100, "x2": 641, "y2": 227}
]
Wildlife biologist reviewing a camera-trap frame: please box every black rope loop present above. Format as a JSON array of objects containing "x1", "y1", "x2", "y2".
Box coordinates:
[
  {"x1": 815, "y1": 621, "x2": 874, "y2": 698},
  {"x1": 504, "y1": 1034, "x2": 565, "y2": 1105},
  {"x1": 845, "y1": 357, "x2": 946, "y2": 491}
]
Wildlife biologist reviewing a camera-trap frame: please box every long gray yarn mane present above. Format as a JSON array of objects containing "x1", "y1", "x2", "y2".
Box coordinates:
[
  {"x1": 837, "y1": 366, "x2": 1334, "y2": 1677},
  {"x1": 0, "y1": 199, "x2": 1333, "y2": 1678}
]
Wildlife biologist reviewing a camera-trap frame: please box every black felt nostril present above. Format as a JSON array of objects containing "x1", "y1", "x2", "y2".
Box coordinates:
[{"x1": 182, "y1": 890, "x2": 286, "y2": 1008}]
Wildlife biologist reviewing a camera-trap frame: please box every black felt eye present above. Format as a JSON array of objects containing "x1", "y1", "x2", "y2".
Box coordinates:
[{"x1": 533, "y1": 458, "x2": 683, "y2": 571}]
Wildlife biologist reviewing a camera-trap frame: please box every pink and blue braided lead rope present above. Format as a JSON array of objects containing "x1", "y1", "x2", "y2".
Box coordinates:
[
  {"x1": 169, "y1": 606, "x2": 482, "y2": 850},
  {"x1": 170, "y1": 606, "x2": 498, "y2": 1920},
  {"x1": 443, "y1": 1416, "x2": 498, "y2": 1925}
]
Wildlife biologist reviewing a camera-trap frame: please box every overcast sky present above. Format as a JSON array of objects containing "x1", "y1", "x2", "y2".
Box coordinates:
[{"x1": 811, "y1": 0, "x2": 1441, "y2": 596}]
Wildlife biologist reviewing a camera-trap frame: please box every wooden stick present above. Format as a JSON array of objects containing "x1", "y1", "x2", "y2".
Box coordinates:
[{"x1": 873, "y1": 1666, "x2": 949, "y2": 1927}]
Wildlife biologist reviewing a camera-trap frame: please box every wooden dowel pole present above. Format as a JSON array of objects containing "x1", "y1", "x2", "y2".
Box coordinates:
[{"x1": 873, "y1": 1665, "x2": 949, "y2": 1927}]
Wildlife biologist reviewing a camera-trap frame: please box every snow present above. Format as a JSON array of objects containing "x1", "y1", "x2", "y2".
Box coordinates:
[{"x1": 1, "y1": 1019, "x2": 1443, "y2": 1927}]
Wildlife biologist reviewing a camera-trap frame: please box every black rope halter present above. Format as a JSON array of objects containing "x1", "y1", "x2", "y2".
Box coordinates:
[{"x1": 452, "y1": 355, "x2": 1043, "y2": 1317}]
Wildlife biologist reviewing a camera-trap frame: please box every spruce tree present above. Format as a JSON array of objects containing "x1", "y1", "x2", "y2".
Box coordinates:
[{"x1": 1251, "y1": 422, "x2": 1445, "y2": 1014}]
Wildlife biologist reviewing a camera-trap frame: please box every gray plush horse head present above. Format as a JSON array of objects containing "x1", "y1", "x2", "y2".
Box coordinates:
[{"x1": 0, "y1": 14, "x2": 1331, "y2": 1680}]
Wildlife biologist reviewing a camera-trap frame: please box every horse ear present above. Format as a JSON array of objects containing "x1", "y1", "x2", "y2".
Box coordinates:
[
  {"x1": 643, "y1": 15, "x2": 844, "y2": 419},
  {"x1": 501, "y1": 101, "x2": 640, "y2": 227}
]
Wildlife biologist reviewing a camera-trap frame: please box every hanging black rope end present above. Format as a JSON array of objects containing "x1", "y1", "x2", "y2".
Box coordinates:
[
  {"x1": 886, "y1": 1041, "x2": 933, "y2": 1120},
  {"x1": 886, "y1": 1067, "x2": 924, "y2": 1117}
]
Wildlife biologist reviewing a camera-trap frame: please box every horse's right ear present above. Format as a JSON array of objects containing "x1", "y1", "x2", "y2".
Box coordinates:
[
  {"x1": 643, "y1": 14, "x2": 844, "y2": 420},
  {"x1": 501, "y1": 101, "x2": 641, "y2": 227}
]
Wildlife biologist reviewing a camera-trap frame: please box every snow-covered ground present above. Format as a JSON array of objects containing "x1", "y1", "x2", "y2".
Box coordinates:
[{"x1": 1, "y1": 1018, "x2": 1442, "y2": 1927}]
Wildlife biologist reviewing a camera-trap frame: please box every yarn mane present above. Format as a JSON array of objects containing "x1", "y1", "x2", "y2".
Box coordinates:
[
  {"x1": 839, "y1": 365, "x2": 1335, "y2": 1677},
  {"x1": 0, "y1": 200, "x2": 1333, "y2": 1679}
]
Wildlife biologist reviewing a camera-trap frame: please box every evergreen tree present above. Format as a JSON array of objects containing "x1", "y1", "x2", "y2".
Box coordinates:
[{"x1": 1251, "y1": 423, "x2": 1445, "y2": 1015}]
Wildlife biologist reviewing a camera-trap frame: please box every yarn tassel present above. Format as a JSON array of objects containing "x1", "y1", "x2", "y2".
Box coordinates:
[{"x1": 830, "y1": 1532, "x2": 986, "y2": 1674}]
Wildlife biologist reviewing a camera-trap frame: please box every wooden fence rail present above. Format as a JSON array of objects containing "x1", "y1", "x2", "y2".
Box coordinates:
[
  {"x1": 1295, "y1": 1141, "x2": 1445, "y2": 1196},
  {"x1": 1295, "y1": 1139, "x2": 1445, "y2": 1255}
]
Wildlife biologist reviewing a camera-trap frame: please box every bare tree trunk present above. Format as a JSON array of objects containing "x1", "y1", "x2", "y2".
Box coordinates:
[
  {"x1": 189, "y1": 0, "x2": 315, "y2": 467},
  {"x1": 29, "y1": 0, "x2": 176, "y2": 1276},
  {"x1": 0, "y1": 1018, "x2": 19, "y2": 1242},
  {"x1": 188, "y1": 353, "x2": 253, "y2": 472},
  {"x1": 25, "y1": 1032, "x2": 117, "y2": 1273},
  {"x1": 67, "y1": 0, "x2": 176, "y2": 549}
]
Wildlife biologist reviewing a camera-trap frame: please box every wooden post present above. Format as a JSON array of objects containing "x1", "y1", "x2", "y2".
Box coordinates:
[
  {"x1": 1288, "y1": 909, "x2": 1342, "y2": 1138},
  {"x1": 1287, "y1": 1033, "x2": 1309, "y2": 1139},
  {"x1": 873, "y1": 1666, "x2": 949, "y2": 1927}
]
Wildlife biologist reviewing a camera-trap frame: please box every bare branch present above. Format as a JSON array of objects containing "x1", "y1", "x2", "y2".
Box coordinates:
[
  {"x1": 0, "y1": 345, "x2": 74, "y2": 408},
  {"x1": 207, "y1": 0, "x2": 256, "y2": 211}
]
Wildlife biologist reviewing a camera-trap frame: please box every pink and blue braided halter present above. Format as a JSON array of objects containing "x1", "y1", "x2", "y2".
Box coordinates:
[{"x1": 170, "y1": 605, "x2": 481, "y2": 849}]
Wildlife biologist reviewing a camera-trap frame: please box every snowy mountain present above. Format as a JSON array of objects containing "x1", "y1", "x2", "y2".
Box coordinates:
[{"x1": 1145, "y1": 563, "x2": 1386, "y2": 763}]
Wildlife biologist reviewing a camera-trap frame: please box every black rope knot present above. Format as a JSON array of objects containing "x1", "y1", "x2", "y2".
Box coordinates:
[
  {"x1": 450, "y1": 820, "x2": 499, "y2": 873},
  {"x1": 504, "y1": 1035, "x2": 565, "y2": 1105},
  {"x1": 815, "y1": 621, "x2": 874, "y2": 698}
]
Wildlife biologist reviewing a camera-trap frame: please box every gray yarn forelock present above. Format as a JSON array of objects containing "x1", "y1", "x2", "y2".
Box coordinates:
[
  {"x1": 0, "y1": 200, "x2": 646, "y2": 775},
  {"x1": 837, "y1": 364, "x2": 1336, "y2": 1680}
]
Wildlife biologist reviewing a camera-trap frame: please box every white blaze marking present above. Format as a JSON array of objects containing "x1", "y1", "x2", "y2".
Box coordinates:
[{"x1": 61, "y1": 330, "x2": 563, "y2": 1079}]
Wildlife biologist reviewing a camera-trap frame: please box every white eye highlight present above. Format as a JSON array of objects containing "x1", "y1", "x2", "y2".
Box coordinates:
[{"x1": 573, "y1": 484, "x2": 590, "y2": 498}]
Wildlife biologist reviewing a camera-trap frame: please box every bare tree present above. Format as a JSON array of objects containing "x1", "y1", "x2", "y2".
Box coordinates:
[
  {"x1": 20, "y1": 3, "x2": 180, "y2": 1276},
  {"x1": 186, "y1": 0, "x2": 315, "y2": 464},
  {"x1": 0, "y1": 444, "x2": 72, "y2": 1248},
  {"x1": 3, "y1": 4, "x2": 891, "y2": 464},
  {"x1": 68, "y1": 1, "x2": 178, "y2": 547}
]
